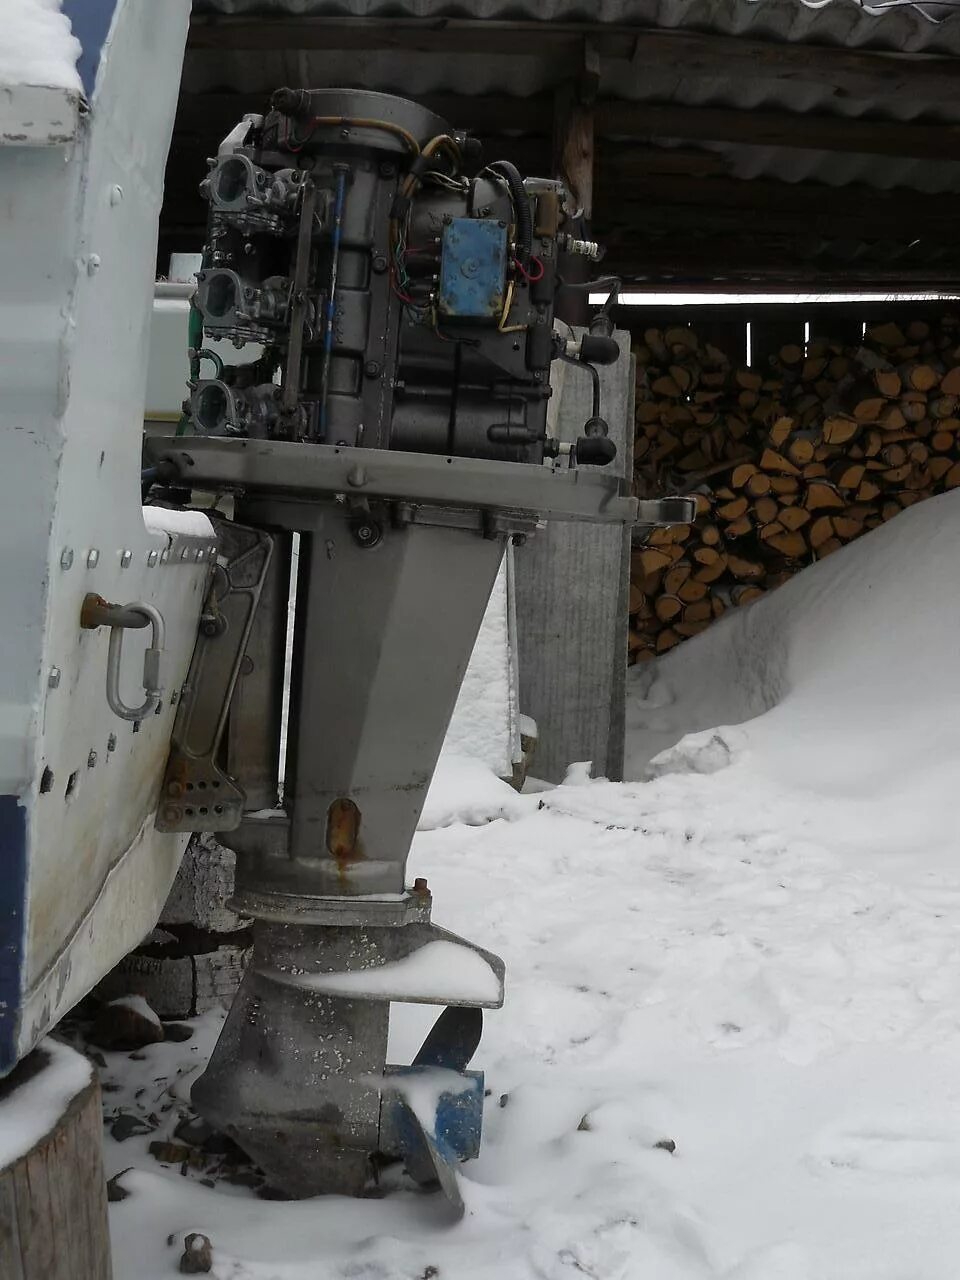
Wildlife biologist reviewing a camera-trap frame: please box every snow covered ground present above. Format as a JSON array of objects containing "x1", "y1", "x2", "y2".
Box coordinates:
[{"x1": 100, "y1": 491, "x2": 960, "y2": 1278}]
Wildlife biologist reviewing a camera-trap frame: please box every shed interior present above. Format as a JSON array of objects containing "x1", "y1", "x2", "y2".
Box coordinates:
[
  {"x1": 159, "y1": 3, "x2": 960, "y2": 669},
  {"x1": 162, "y1": 1, "x2": 960, "y2": 291}
]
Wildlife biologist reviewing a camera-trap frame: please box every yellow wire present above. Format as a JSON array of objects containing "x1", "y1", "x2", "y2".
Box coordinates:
[
  {"x1": 498, "y1": 279, "x2": 527, "y2": 333},
  {"x1": 309, "y1": 116, "x2": 421, "y2": 156}
]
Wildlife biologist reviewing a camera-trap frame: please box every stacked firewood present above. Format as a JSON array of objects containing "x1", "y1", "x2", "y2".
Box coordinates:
[{"x1": 631, "y1": 317, "x2": 960, "y2": 661}]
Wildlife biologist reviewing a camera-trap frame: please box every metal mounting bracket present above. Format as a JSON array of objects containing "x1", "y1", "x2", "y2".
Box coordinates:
[{"x1": 156, "y1": 519, "x2": 273, "y2": 833}]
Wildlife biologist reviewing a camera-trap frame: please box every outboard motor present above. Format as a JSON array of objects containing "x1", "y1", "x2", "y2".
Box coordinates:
[{"x1": 148, "y1": 88, "x2": 691, "y2": 1212}]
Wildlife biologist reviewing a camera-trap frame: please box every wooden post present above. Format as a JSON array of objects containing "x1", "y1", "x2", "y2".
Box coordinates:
[
  {"x1": 553, "y1": 41, "x2": 598, "y2": 327},
  {"x1": 0, "y1": 1043, "x2": 111, "y2": 1280}
]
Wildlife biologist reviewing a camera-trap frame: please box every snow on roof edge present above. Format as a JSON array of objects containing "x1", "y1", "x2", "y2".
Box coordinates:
[{"x1": 0, "y1": 1, "x2": 83, "y2": 96}]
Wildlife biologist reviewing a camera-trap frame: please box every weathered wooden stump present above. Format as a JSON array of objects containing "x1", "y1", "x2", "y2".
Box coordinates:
[{"x1": 0, "y1": 1041, "x2": 111, "y2": 1280}]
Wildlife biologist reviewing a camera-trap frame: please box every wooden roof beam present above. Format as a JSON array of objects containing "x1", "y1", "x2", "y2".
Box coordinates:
[
  {"x1": 596, "y1": 172, "x2": 960, "y2": 223},
  {"x1": 595, "y1": 100, "x2": 960, "y2": 162},
  {"x1": 186, "y1": 17, "x2": 960, "y2": 104},
  {"x1": 174, "y1": 91, "x2": 960, "y2": 164}
]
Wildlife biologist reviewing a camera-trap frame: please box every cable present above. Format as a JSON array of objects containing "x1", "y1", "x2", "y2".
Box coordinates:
[
  {"x1": 286, "y1": 115, "x2": 421, "y2": 155},
  {"x1": 196, "y1": 349, "x2": 224, "y2": 377},
  {"x1": 498, "y1": 280, "x2": 528, "y2": 333},
  {"x1": 560, "y1": 353, "x2": 601, "y2": 419},
  {"x1": 556, "y1": 274, "x2": 622, "y2": 292},
  {"x1": 514, "y1": 256, "x2": 545, "y2": 284},
  {"x1": 486, "y1": 160, "x2": 532, "y2": 265}
]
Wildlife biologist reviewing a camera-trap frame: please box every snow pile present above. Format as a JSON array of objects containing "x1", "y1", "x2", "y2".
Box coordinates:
[
  {"x1": 627, "y1": 487, "x2": 960, "y2": 808},
  {"x1": 0, "y1": 1, "x2": 82, "y2": 92},
  {"x1": 268, "y1": 939, "x2": 501, "y2": 1005},
  {"x1": 106, "y1": 995, "x2": 163, "y2": 1030},
  {"x1": 0, "y1": 1039, "x2": 91, "y2": 1168},
  {"x1": 143, "y1": 506, "x2": 215, "y2": 540},
  {"x1": 419, "y1": 752, "x2": 525, "y2": 829},
  {"x1": 103, "y1": 491, "x2": 960, "y2": 1278}
]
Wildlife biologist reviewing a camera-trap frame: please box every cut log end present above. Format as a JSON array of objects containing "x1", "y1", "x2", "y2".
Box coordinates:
[{"x1": 0, "y1": 1044, "x2": 111, "y2": 1280}]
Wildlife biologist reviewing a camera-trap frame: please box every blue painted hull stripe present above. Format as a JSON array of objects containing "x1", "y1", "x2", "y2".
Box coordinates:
[{"x1": 0, "y1": 796, "x2": 26, "y2": 1075}]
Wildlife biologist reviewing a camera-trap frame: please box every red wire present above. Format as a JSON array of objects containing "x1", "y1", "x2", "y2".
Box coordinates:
[{"x1": 514, "y1": 256, "x2": 545, "y2": 283}]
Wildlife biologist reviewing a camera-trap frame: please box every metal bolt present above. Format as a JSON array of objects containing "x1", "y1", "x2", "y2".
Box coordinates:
[
  {"x1": 147, "y1": 549, "x2": 159, "y2": 567},
  {"x1": 87, "y1": 549, "x2": 100, "y2": 568},
  {"x1": 162, "y1": 805, "x2": 182, "y2": 824},
  {"x1": 60, "y1": 548, "x2": 74, "y2": 570},
  {"x1": 180, "y1": 547, "x2": 189, "y2": 561},
  {"x1": 167, "y1": 780, "x2": 184, "y2": 798},
  {"x1": 363, "y1": 360, "x2": 381, "y2": 379},
  {"x1": 379, "y1": 161, "x2": 396, "y2": 178},
  {"x1": 107, "y1": 734, "x2": 117, "y2": 752},
  {"x1": 413, "y1": 877, "x2": 430, "y2": 895},
  {"x1": 371, "y1": 253, "x2": 388, "y2": 274},
  {"x1": 48, "y1": 667, "x2": 61, "y2": 689},
  {"x1": 353, "y1": 520, "x2": 381, "y2": 548},
  {"x1": 120, "y1": 549, "x2": 132, "y2": 568},
  {"x1": 87, "y1": 750, "x2": 97, "y2": 768}
]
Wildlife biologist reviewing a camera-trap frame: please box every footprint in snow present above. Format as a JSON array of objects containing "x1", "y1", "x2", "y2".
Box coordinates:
[{"x1": 807, "y1": 1128, "x2": 960, "y2": 1179}]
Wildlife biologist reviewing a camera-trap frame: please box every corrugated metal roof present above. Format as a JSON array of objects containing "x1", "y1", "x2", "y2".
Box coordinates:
[
  {"x1": 183, "y1": 1, "x2": 960, "y2": 194},
  {"x1": 191, "y1": 0, "x2": 960, "y2": 54}
]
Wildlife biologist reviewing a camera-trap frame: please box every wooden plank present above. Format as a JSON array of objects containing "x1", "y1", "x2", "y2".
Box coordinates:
[
  {"x1": 751, "y1": 317, "x2": 807, "y2": 371},
  {"x1": 599, "y1": 173, "x2": 960, "y2": 223},
  {"x1": 597, "y1": 226, "x2": 959, "y2": 280},
  {"x1": 697, "y1": 317, "x2": 748, "y2": 367},
  {"x1": 185, "y1": 17, "x2": 960, "y2": 105},
  {"x1": 806, "y1": 306, "x2": 866, "y2": 347},
  {"x1": 173, "y1": 91, "x2": 556, "y2": 139},
  {"x1": 553, "y1": 82, "x2": 595, "y2": 326},
  {"x1": 175, "y1": 92, "x2": 960, "y2": 164},
  {"x1": 597, "y1": 197, "x2": 957, "y2": 242},
  {"x1": 594, "y1": 99, "x2": 960, "y2": 162}
]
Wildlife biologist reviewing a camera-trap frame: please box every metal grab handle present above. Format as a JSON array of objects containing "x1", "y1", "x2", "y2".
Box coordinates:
[{"x1": 81, "y1": 594, "x2": 166, "y2": 722}]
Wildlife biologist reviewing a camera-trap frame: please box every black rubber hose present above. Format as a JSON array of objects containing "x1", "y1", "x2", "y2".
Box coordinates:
[{"x1": 488, "y1": 160, "x2": 532, "y2": 265}]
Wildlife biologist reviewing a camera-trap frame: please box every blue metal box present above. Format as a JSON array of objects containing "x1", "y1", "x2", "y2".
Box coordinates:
[{"x1": 438, "y1": 218, "x2": 508, "y2": 320}]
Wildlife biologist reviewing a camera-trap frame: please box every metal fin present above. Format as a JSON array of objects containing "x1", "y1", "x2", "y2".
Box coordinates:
[
  {"x1": 413, "y1": 1006, "x2": 483, "y2": 1071},
  {"x1": 398, "y1": 1102, "x2": 466, "y2": 1219}
]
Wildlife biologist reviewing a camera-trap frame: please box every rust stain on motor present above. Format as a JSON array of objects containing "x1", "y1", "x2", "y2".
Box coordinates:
[{"x1": 326, "y1": 797, "x2": 362, "y2": 863}]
